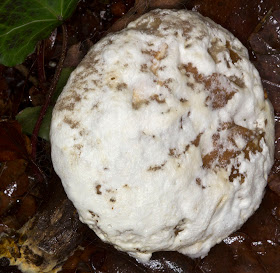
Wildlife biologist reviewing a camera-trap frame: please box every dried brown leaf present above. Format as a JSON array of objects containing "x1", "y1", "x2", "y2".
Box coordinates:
[
  {"x1": 63, "y1": 42, "x2": 84, "y2": 68},
  {"x1": 0, "y1": 121, "x2": 31, "y2": 161}
]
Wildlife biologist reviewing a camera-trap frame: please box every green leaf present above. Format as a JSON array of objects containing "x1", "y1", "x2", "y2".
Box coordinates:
[
  {"x1": 16, "y1": 67, "x2": 73, "y2": 141},
  {"x1": 16, "y1": 106, "x2": 53, "y2": 141},
  {"x1": 52, "y1": 67, "x2": 74, "y2": 104},
  {"x1": 0, "y1": 0, "x2": 79, "y2": 66}
]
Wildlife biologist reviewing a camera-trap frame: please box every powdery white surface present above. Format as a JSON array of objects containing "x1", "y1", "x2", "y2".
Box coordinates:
[{"x1": 50, "y1": 9, "x2": 274, "y2": 262}]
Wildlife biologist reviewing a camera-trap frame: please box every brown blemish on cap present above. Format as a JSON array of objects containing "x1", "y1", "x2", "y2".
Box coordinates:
[
  {"x1": 73, "y1": 144, "x2": 83, "y2": 150},
  {"x1": 163, "y1": 78, "x2": 173, "y2": 91},
  {"x1": 202, "y1": 148, "x2": 238, "y2": 169},
  {"x1": 150, "y1": 43, "x2": 168, "y2": 76},
  {"x1": 226, "y1": 41, "x2": 241, "y2": 64},
  {"x1": 174, "y1": 218, "x2": 187, "y2": 236},
  {"x1": 169, "y1": 143, "x2": 190, "y2": 158},
  {"x1": 169, "y1": 148, "x2": 179, "y2": 158},
  {"x1": 227, "y1": 124, "x2": 265, "y2": 160},
  {"x1": 89, "y1": 210, "x2": 95, "y2": 217},
  {"x1": 150, "y1": 94, "x2": 166, "y2": 104},
  {"x1": 56, "y1": 90, "x2": 81, "y2": 111},
  {"x1": 182, "y1": 24, "x2": 193, "y2": 38},
  {"x1": 180, "y1": 98, "x2": 188, "y2": 103},
  {"x1": 148, "y1": 161, "x2": 166, "y2": 171},
  {"x1": 73, "y1": 144, "x2": 83, "y2": 157},
  {"x1": 184, "y1": 145, "x2": 190, "y2": 153},
  {"x1": 140, "y1": 64, "x2": 148, "y2": 72},
  {"x1": 63, "y1": 117, "x2": 80, "y2": 129},
  {"x1": 208, "y1": 39, "x2": 224, "y2": 64},
  {"x1": 243, "y1": 132, "x2": 265, "y2": 160},
  {"x1": 196, "y1": 178, "x2": 206, "y2": 189},
  {"x1": 180, "y1": 116, "x2": 183, "y2": 129},
  {"x1": 174, "y1": 226, "x2": 184, "y2": 236},
  {"x1": 229, "y1": 76, "x2": 245, "y2": 88},
  {"x1": 132, "y1": 90, "x2": 167, "y2": 109},
  {"x1": 57, "y1": 101, "x2": 75, "y2": 112},
  {"x1": 92, "y1": 79, "x2": 101, "y2": 87},
  {"x1": 116, "y1": 83, "x2": 128, "y2": 91},
  {"x1": 154, "y1": 43, "x2": 168, "y2": 60},
  {"x1": 70, "y1": 91, "x2": 82, "y2": 102},
  {"x1": 96, "y1": 184, "x2": 102, "y2": 195},
  {"x1": 92, "y1": 103, "x2": 99, "y2": 110},
  {"x1": 180, "y1": 63, "x2": 236, "y2": 109},
  {"x1": 191, "y1": 133, "x2": 202, "y2": 147},
  {"x1": 79, "y1": 129, "x2": 88, "y2": 136},
  {"x1": 202, "y1": 122, "x2": 265, "y2": 171},
  {"x1": 229, "y1": 164, "x2": 245, "y2": 184},
  {"x1": 208, "y1": 40, "x2": 241, "y2": 65},
  {"x1": 89, "y1": 210, "x2": 99, "y2": 218},
  {"x1": 132, "y1": 90, "x2": 149, "y2": 110},
  {"x1": 141, "y1": 49, "x2": 157, "y2": 56}
]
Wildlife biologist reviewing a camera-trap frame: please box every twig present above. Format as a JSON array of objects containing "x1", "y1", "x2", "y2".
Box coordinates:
[
  {"x1": 252, "y1": 8, "x2": 273, "y2": 34},
  {"x1": 14, "y1": 64, "x2": 38, "y2": 86},
  {"x1": 28, "y1": 157, "x2": 49, "y2": 187},
  {"x1": 31, "y1": 24, "x2": 68, "y2": 160},
  {"x1": 107, "y1": 0, "x2": 186, "y2": 33}
]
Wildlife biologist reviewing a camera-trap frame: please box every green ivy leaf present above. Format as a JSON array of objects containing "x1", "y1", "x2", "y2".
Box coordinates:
[
  {"x1": 16, "y1": 67, "x2": 73, "y2": 141},
  {"x1": 16, "y1": 106, "x2": 53, "y2": 141},
  {"x1": 0, "y1": 0, "x2": 79, "y2": 66},
  {"x1": 52, "y1": 66, "x2": 74, "y2": 104}
]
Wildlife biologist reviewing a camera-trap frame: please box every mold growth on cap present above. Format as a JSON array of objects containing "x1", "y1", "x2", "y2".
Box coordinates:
[{"x1": 50, "y1": 9, "x2": 274, "y2": 263}]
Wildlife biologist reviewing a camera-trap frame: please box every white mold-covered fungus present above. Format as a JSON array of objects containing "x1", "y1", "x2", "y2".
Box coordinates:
[{"x1": 50, "y1": 9, "x2": 274, "y2": 262}]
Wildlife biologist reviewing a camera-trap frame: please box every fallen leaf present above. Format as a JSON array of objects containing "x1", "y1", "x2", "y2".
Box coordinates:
[
  {"x1": 268, "y1": 160, "x2": 280, "y2": 196},
  {"x1": 185, "y1": 0, "x2": 280, "y2": 47},
  {"x1": 149, "y1": 0, "x2": 187, "y2": 9},
  {"x1": 197, "y1": 232, "x2": 267, "y2": 273},
  {"x1": 240, "y1": 190, "x2": 280, "y2": 272},
  {"x1": 249, "y1": 10, "x2": 280, "y2": 112},
  {"x1": 275, "y1": 118, "x2": 280, "y2": 160},
  {"x1": 63, "y1": 42, "x2": 84, "y2": 68},
  {"x1": 16, "y1": 106, "x2": 53, "y2": 141},
  {"x1": 29, "y1": 86, "x2": 45, "y2": 107},
  {"x1": 0, "y1": 159, "x2": 28, "y2": 193},
  {"x1": 0, "y1": 120, "x2": 31, "y2": 161}
]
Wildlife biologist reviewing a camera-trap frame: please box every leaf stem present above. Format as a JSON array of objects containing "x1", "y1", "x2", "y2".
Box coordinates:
[
  {"x1": 31, "y1": 24, "x2": 68, "y2": 160},
  {"x1": 29, "y1": 157, "x2": 49, "y2": 186}
]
